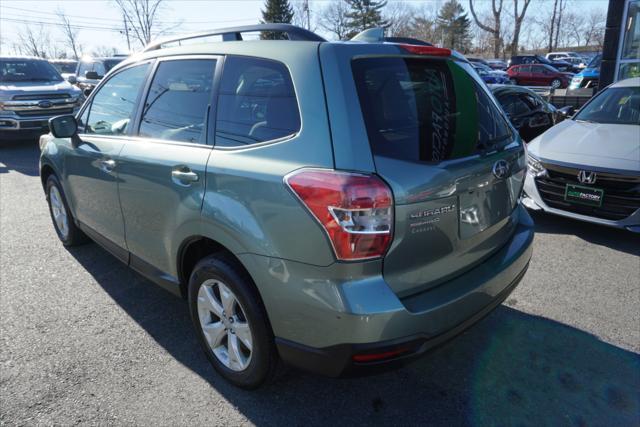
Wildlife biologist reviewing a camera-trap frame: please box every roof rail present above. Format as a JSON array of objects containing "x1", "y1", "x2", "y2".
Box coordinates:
[{"x1": 143, "y1": 24, "x2": 326, "y2": 52}]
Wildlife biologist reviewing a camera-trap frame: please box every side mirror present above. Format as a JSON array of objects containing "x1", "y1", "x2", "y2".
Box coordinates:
[
  {"x1": 557, "y1": 105, "x2": 575, "y2": 118},
  {"x1": 67, "y1": 75, "x2": 77, "y2": 84},
  {"x1": 49, "y1": 115, "x2": 78, "y2": 138},
  {"x1": 83, "y1": 87, "x2": 93, "y2": 97},
  {"x1": 85, "y1": 71, "x2": 100, "y2": 80}
]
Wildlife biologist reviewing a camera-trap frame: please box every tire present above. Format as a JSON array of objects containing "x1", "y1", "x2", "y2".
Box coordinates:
[
  {"x1": 510, "y1": 78, "x2": 518, "y2": 85},
  {"x1": 551, "y1": 79, "x2": 562, "y2": 89},
  {"x1": 45, "y1": 175, "x2": 88, "y2": 246},
  {"x1": 188, "y1": 254, "x2": 278, "y2": 389}
]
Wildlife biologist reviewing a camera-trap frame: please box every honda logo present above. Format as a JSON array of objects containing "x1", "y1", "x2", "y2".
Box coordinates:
[
  {"x1": 577, "y1": 170, "x2": 597, "y2": 185},
  {"x1": 492, "y1": 160, "x2": 510, "y2": 179}
]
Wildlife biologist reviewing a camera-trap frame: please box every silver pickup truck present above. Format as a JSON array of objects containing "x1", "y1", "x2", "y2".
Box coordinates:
[{"x1": 1, "y1": 56, "x2": 82, "y2": 142}]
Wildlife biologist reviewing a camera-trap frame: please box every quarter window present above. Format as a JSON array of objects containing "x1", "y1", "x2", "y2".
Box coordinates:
[
  {"x1": 139, "y1": 59, "x2": 216, "y2": 144},
  {"x1": 215, "y1": 56, "x2": 300, "y2": 147},
  {"x1": 499, "y1": 94, "x2": 531, "y2": 117},
  {"x1": 85, "y1": 63, "x2": 149, "y2": 136}
]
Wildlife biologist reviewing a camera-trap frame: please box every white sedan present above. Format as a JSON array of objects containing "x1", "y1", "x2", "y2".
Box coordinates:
[{"x1": 523, "y1": 77, "x2": 640, "y2": 232}]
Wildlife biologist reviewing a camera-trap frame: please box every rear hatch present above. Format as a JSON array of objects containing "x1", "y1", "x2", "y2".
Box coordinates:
[{"x1": 346, "y1": 50, "x2": 526, "y2": 297}]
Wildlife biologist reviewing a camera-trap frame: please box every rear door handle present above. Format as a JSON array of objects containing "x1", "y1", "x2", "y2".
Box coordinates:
[
  {"x1": 171, "y1": 169, "x2": 199, "y2": 186},
  {"x1": 100, "y1": 159, "x2": 116, "y2": 173}
]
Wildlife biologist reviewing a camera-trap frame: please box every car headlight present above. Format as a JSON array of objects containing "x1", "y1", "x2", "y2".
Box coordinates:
[{"x1": 526, "y1": 153, "x2": 547, "y2": 177}]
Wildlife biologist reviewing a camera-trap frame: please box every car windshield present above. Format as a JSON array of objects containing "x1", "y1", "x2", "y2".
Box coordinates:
[
  {"x1": 587, "y1": 54, "x2": 602, "y2": 69},
  {"x1": 536, "y1": 55, "x2": 552, "y2": 64},
  {"x1": 574, "y1": 86, "x2": 640, "y2": 125},
  {"x1": 352, "y1": 57, "x2": 512, "y2": 163},
  {"x1": 0, "y1": 59, "x2": 63, "y2": 82},
  {"x1": 543, "y1": 64, "x2": 560, "y2": 73},
  {"x1": 51, "y1": 61, "x2": 77, "y2": 74},
  {"x1": 104, "y1": 59, "x2": 123, "y2": 73}
]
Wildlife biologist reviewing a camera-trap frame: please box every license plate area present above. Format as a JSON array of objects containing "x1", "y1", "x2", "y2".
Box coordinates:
[
  {"x1": 564, "y1": 184, "x2": 604, "y2": 207},
  {"x1": 459, "y1": 180, "x2": 511, "y2": 239}
]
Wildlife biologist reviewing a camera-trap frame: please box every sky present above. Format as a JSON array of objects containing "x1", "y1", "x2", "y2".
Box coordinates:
[{"x1": 0, "y1": 0, "x2": 609, "y2": 57}]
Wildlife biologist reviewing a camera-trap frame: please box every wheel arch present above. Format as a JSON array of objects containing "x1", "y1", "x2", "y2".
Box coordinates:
[
  {"x1": 40, "y1": 163, "x2": 58, "y2": 190},
  {"x1": 177, "y1": 235, "x2": 258, "y2": 301}
]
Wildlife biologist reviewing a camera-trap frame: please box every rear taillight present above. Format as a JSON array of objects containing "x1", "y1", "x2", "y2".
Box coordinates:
[{"x1": 285, "y1": 169, "x2": 394, "y2": 261}]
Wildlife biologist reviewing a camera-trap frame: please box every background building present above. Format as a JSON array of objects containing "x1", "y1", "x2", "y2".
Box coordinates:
[{"x1": 601, "y1": 0, "x2": 640, "y2": 87}]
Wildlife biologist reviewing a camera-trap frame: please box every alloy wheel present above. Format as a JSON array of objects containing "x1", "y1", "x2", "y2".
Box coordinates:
[
  {"x1": 197, "y1": 279, "x2": 253, "y2": 371},
  {"x1": 49, "y1": 185, "x2": 69, "y2": 239}
]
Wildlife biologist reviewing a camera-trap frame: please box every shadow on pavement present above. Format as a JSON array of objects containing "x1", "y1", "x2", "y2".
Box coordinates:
[
  {"x1": 531, "y1": 211, "x2": 640, "y2": 257},
  {"x1": 67, "y1": 243, "x2": 640, "y2": 426},
  {"x1": 0, "y1": 140, "x2": 41, "y2": 177}
]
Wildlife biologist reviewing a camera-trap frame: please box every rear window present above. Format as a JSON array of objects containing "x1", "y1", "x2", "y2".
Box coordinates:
[{"x1": 352, "y1": 57, "x2": 512, "y2": 163}]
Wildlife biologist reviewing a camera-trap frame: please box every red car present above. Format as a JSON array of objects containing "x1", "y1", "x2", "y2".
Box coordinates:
[{"x1": 507, "y1": 64, "x2": 573, "y2": 88}]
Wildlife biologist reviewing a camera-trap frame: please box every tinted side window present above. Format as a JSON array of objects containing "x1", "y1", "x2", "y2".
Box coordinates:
[
  {"x1": 522, "y1": 93, "x2": 543, "y2": 109},
  {"x1": 85, "y1": 64, "x2": 149, "y2": 136},
  {"x1": 215, "y1": 56, "x2": 300, "y2": 147},
  {"x1": 499, "y1": 94, "x2": 531, "y2": 117},
  {"x1": 78, "y1": 61, "x2": 106, "y2": 78},
  {"x1": 139, "y1": 59, "x2": 216, "y2": 144}
]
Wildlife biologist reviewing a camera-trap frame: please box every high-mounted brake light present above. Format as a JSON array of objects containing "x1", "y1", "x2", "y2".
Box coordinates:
[
  {"x1": 285, "y1": 169, "x2": 394, "y2": 261},
  {"x1": 399, "y1": 44, "x2": 451, "y2": 57}
]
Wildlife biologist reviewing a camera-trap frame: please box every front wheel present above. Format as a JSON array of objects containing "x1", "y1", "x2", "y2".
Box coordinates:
[
  {"x1": 510, "y1": 78, "x2": 518, "y2": 85},
  {"x1": 551, "y1": 79, "x2": 562, "y2": 89},
  {"x1": 188, "y1": 254, "x2": 278, "y2": 389},
  {"x1": 46, "y1": 175, "x2": 88, "y2": 246}
]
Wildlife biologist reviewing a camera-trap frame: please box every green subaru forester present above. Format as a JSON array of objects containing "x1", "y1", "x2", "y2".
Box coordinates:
[{"x1": 39, "y1": 25, "x2": 534, "y2": 389}]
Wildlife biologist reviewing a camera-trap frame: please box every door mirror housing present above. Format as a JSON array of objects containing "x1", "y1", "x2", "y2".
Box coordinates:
[
  {"x1": 85, "y1": 71, "x2": 100, "y2": 80},
  {"x1": 557, "y1": 105, "x2": 575, "y2": 118},
  {"x1": 67, "y1": 75, "x2": 77, "y2": 84},
  {"x1": 49, "y1": 115, "x2": 78, "y2": 138}
]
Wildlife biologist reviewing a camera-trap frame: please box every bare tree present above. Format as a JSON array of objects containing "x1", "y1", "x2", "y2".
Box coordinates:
[
  {"x1": 92, "y1": 46, "x2": 120, "y2": 57},
  {"x1": 553, "y1": 0, "x2": 567, "y2": 50},
  {"x1": 583, "y1": 9, "x2": 605, "y2": 48},
  {"x1": 114, "y1": 0, "x2": 168, "y2": 48},
  {"x1": 562, "y1": 11, "x2": 585, "y2": 46},
  {"x1": 292, "y1": 0, "x2": 315, "y2": 31},
  {"x1": 17, "y1": 25, "x2": 50, "y2": 58},
  {"x1": 404, "y1": 5, "x2": 439, "y2": 45},
  {"x1": 318, "y1": 0, "x2": 350, "y2": 40},
  {"x1": 469, "y1": 0, "x2": 503, "y2": 58},
  {"x1": 384, "y1": 1, "x2": 414, "y2": 37},
  {"x1": 509, "y1": 0, "x2": 531, "y2": 56},
  {"x1": 56, "y1": 9, "x2": 82, "y2": 60}
]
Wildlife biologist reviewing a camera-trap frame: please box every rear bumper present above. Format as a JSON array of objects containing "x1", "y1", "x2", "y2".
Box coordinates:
[
  {"x1": 276, "y1": 261, "x2": 528, "y2": 377},
  {"x1": 242, "y1": 205, "x2": 534, "y2": 377}
]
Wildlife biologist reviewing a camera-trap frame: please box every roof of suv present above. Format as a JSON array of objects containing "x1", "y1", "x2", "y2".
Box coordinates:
[{"x1": 111, "y1": 24, "x2": 460, "y2": 77}]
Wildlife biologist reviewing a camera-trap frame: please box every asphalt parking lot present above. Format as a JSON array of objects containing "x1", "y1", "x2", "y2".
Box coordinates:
[{"x1": 1, "y1": 140, "x2": 639, "y2": 426}]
